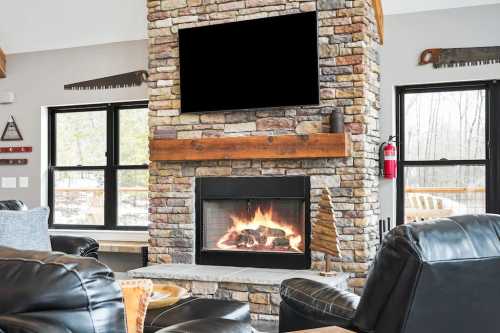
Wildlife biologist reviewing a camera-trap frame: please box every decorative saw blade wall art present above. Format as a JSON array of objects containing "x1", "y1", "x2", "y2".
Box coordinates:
[
  {"x1": 1, "y1": 116, "x2": 23, "y2": 141},
  {"x1": 419, "y1": 46, "x2": 500, "y2": 68},
  {"x1": 64, "y1": 70, "x2": 148, "y2": 90}
]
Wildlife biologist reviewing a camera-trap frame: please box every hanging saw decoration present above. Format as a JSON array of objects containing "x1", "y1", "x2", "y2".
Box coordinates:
[
  {"x1": 64, "y1": 70, "x2": 148, "y2": 90},
  {"x1": 419, "y1": 46, "x2": 500, "y2": 68}
]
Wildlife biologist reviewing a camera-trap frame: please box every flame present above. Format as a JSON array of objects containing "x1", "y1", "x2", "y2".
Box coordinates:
[{"x1": 216, "y1": 206, "x2": 302, "y2": 252}]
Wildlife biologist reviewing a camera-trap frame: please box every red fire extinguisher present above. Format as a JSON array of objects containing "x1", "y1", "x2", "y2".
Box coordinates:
[{"x1": 379, "y1": 136, "x2": 397, "y2": 180}]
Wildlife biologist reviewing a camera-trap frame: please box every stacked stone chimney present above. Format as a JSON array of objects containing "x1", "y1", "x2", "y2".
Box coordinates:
[{"x1": 146, "y1": 0, "x2": 381, "y2": 293}]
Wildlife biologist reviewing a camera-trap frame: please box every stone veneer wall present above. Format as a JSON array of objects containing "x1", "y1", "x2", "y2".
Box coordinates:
[{"x1": 147, "y1": 0, "x2": 381, "y2": 293}]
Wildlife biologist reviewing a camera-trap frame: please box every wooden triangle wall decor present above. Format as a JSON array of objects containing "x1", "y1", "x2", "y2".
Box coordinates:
[{"x1": 1, "y1": 116, "x2": 23, "y2": 141}]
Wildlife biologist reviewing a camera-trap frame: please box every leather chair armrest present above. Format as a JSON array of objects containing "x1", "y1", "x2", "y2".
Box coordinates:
[
  {"x1": 0, "y1": 314, "x2": 71, "y2": 333},
  {"x1": 50, "y1": 235, "x2": 99, "y2": 258},
  {"x1": 280, "y1": 278, "x2": 360, "y2": 331},
  {"x1": 156, "y1": 318, "x2": 252, "y2": 333}
]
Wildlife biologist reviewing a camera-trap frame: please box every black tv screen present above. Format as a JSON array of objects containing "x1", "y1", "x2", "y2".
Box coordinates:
[{"x1": 178, "y1": 12, "x2": 319, "y2": 113}]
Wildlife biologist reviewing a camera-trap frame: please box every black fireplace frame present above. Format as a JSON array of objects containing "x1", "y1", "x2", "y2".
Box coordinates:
[{"x1": 195, "y1": 176, "x2": 311, "y2": 269}]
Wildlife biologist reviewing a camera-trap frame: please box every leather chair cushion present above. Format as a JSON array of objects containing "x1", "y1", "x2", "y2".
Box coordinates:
[
  {"x1": 144, "y1": 298, "x2": 250, "y2": 333},
  {"x1": 280, "y1": 278, "x2": 360, "y2": 328},
  {"x1": 0, "y1": 247, "x2": 126, "y2": 333},
  {"x1": 397, "y1": 214, "x2": 500, "y2": 261},
  {"x1": 50, "y1": 235, "x2": 99, "y2": 258},
  {"x1": 156, "y1": 318, "x2": 252, "y2": 333},
  {"x1": 0, "y1": 200, "x2": 27, "y2": 211}
]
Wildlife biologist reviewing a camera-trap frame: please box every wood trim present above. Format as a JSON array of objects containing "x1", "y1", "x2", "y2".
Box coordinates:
[
  {"x1": 373, "y1": 0, "x2": 384, "y2": 45},
  {"x1": 150, "y1": 133, "x2": 351, "y2": 161},
  {"x1": 0, "y1": 146, "x2": 32, "y2": 153},
  {"x1": 0, "y1": 48, "x2": 5, "y2": 78}
]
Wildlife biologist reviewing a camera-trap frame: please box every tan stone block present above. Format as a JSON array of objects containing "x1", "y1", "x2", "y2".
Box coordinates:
[
  {"x1": 336, "y1": 55, "x2": 363, "y2": 66},
  {"x1": 224, "y1": 122, "x2": 256, "y2": 133},
  {"x1": 191, "y1": 281, "x2": 219, "y2": 295},
  {"x1": 250, "y1": 303, "x2": 273, "y2": 314},
  {"x1": 249, "y1": 292, "x2": 270, "y2": 304},
  {"x1": 196, "y1": 167, "x2": 232, "y2": 176},
  {"x1": 348, "y1": 278, "x2": 366, "y2": 288},
  {"x1": 201, "y1": 113, "x2": 225, "y2": 124},
  {"x1": 218, "y1": 1, "x2": 245, "y2": 11},
  {"x1": 245, "y1": 0, "x2": 285, "y2": 8},
  {"x1": 231, "y1": 291, "x2": 250, "y2": 301},
  {"x1": 178, "y1": 114, "x2": 200, "y2": 124},
  {"x1": 256, "y1": 118, "x2": 294, "y2": 131},
  {"x1": 320, "y1": 88, "x2": 336, "y2": 99},
  {"x1": 177, "y1": 131, "x2": 202, "y2": 139},
  {"x1": 172, "y1": 15, "x2": 199, "y2": 24},
  {"x1": 220, "y1": 282, "x2": 249, "y2": 292},
  {"x1": 299, "y1": 2, "x2": 316, "y2": 12},
  {"x1": 161, "y1": 0, "x2": 187, "y2": 10},
  {"x1": 296, "y1": 121, "x2": 322, "y2": 134}
]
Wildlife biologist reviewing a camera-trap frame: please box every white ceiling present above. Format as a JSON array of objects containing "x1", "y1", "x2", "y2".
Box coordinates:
[
  {"x1": 383, "y1": 0, "x2": 500, "y2": 15},
  {"x1": 0, "y1": 0, "x2": 147, "y2": 54},
  {"x1": 1, "y1": 0, "x2": 500, "y2": 54}
]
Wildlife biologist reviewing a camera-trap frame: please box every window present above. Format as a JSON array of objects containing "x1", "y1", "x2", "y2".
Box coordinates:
[
  {"x1": 396, "y1": 81, "x2": 500, "y2": 224},
  {"x1": 48, "y1": 101, "x2": 149, "y2": 230}
]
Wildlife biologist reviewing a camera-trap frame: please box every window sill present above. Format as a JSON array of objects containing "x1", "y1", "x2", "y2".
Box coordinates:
[{"x1": 49, "y1": 229, "x2": 149, "y2": 242}]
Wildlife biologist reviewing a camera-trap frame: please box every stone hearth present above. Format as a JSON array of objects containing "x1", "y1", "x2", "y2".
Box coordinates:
[
  {"x1": 147, "y1": 0, "x2": 381, "y2": 295},
  {"x1": 130, "y1": 264, "x2": 349, "y2": 322}
]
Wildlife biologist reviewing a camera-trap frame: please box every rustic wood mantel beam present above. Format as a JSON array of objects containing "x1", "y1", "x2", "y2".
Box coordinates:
[
  {"x1": 0, "y1": 48, "x2": 6, "y2": 78},
  {"x1": 373, "y1": 0, "x2": 384, "y2": 45},
  {"x1": 150, "y1": 133, "x2": 351, "y2": 162}
]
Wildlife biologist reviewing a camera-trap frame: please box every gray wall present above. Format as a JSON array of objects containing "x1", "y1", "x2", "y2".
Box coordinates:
[
  {"x1": 379, "y1": 4, "x2": 500, "y2": 222},
  {"x1": 0, "y1": 40, "x2": 148, "y2": 207}
]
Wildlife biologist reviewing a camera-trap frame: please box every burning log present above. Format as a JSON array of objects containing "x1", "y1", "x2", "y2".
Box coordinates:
[{"x1": 272, "y1": 237, "x2": 290, "y2": 247}]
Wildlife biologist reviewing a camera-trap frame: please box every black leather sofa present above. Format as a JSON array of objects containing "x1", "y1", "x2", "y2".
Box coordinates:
[
  {"x1": 0, "y1": 246, "x2": 126, "y2": 333},
  {"x1": 0, "y1": 200, "x2": 99, "y2": 258},
  {"x1": 0, "y1": 246, "x2": 252, "y2": 333},
  {"x1": 279, "y1": 214, "x2": 500, "y2": 333}
]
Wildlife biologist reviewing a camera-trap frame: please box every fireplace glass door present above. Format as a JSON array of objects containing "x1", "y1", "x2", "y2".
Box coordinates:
[{"x1": 202, "y1": 199, "x2": 305, "y2": 254}]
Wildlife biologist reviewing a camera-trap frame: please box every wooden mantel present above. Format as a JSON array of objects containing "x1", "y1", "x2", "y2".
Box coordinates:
[
  {"x1": 150, "y1": 133, "x2": 351, "y2": 162},
  {"x1": 373, "y1": 0, "x2": 384, "y2": 44},
  {"x1": 0, "y1": 48, "x2": 5, "y2": 78}
]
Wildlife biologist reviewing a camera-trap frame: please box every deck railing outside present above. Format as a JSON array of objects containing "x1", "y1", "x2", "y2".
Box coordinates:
[
  {"x1": 53, "y1": 187, "x2": 148, "y2": 227},
  {"x1": 404, "y1": 186, "x2": 485, "y2": 222}
]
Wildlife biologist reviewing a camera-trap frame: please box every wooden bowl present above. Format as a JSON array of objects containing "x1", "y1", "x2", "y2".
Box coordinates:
[{"x1": 148, "y1": 284, "x2": 188, "y2": 310}]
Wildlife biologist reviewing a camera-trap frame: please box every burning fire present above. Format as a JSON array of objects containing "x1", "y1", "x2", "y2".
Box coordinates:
[{"x1": 216, "y1": 206, "x2": 302, "y2": 252}]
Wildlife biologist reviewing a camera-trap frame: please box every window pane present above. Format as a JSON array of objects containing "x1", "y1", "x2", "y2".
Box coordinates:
[
  {"x1": 118, "y1": 169, "x2": 149, "y2": 227},
  {"x1": 404, "y1": 166, "x2": 485, "y2": 223},
  {"x1": 120, "y1": 108, "x2": 149, "y2": 165},
  {"x1": 56, "y1": 111, "x2": 107, "y2": 166},
  {"x1": 404, "y1": 90, "x2": 486, "y2": 161},
  {"x1": 53, "y1": 170, "x2": 105, "y2": 225}
]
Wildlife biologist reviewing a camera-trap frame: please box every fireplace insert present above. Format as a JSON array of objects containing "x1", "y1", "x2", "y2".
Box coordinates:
[{"x1": 195, "y1": 176, "x2": 311, "y2": 269}]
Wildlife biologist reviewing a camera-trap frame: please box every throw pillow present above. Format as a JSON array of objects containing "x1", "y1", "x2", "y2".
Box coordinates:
[{"x1": 0, "y1": 207, "x2": 51, "y2": 251}]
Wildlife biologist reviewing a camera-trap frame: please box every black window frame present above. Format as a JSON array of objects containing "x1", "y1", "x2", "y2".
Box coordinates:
[
  {"x1": 396, "y1": 80, "x2": 500, "y2": 225},
  {"x1": 48, "y1": 101, "x2": 149, "y2": 230}
]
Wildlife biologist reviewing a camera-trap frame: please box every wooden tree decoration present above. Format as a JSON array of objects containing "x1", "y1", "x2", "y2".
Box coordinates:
[{"x1": 311, "y1": 188, "x2": 342, "y2": 276}]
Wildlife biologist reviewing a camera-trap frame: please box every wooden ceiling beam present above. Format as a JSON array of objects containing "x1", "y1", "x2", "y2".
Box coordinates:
[
  {"x1": 373, "y1": 0, "x2": 384, "y2": 45},
  {"x1": 0, "y1": 48, "x2": 5, "y2": 78}
]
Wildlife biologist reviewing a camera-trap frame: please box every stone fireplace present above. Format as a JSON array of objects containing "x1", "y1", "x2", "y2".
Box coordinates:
[{"x1": 146, "y1": 0, "x2": 381, "y2": 294}]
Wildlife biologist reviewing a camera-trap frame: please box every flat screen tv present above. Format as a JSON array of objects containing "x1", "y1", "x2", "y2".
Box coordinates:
[{"x1": 178, "y1": 11, "x2": 319, "y2": 113}]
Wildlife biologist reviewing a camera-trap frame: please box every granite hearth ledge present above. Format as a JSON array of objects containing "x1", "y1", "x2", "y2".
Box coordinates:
[{"x1": 128, "y1": 264, "x2": 349, "y2": 286}]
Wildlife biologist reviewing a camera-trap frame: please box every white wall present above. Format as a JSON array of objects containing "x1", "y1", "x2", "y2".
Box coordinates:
[
  {"x1": 0, "y1": 40, "x2": 148, "y2": 208},
  {"x1": 379, "y1": 4, "x2": 500, "y2": 222}
]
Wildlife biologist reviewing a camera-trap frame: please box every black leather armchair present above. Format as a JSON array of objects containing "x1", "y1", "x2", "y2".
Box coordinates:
[
  {"x1": 279, "y1": 214, "x2": 500, "y2": 333},
  {"x1": 0, "y1": 200, "x2": 99, "y2": 258},
  {"x1": 0, "y1": 246, "x2": 126, "y2": 333}
]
